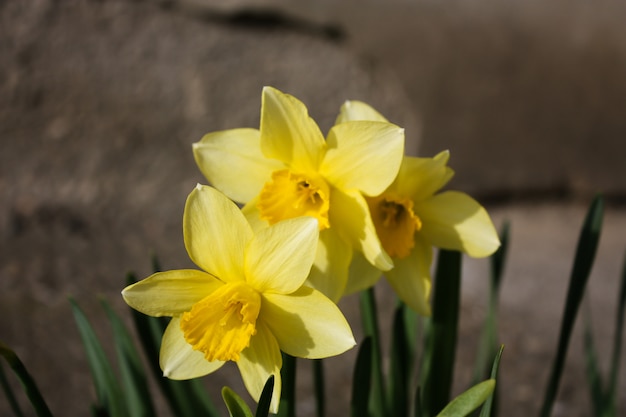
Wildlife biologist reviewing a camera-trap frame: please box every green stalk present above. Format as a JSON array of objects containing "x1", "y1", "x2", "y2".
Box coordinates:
[
  {"x1": 360, "y1": 287, "x2": 387, "y2": 416},
  {"x1": 277, "y1": 353, "x2": 296, "y2": 417},
  {"x1": 539, "y1": 196, "x2": 604, "y2": 417}
]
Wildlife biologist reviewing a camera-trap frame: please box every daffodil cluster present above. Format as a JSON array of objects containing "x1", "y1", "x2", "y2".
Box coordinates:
[{"x1": 121, "y1": 86, "x2": 500, "y2": 413}]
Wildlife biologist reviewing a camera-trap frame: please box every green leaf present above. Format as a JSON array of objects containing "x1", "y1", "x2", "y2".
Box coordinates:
[
  {"x1": 351, "y1": 337, "x2": 373, "y2": 417},
  {"x1": 607, "y1": 251, "x2": 626, "y2": 413},
  {"x1": 478, "y1": 345, "x2": 504, "y2": 417},
  {"x1": 222, "y1": 386, "x2": 254, "y2": 417},
  {"x1": 277, "y1": 353, "x2": 296, "y2": 417},
  {"x1": 539, "y1": 195, "x2": 604, "y2": 417},
  {"x1": 360, "y1": 287, "x2": 387, "y2": 416},
  {"x1": 473, "y1": 222, "x2": 509, "y2": 385},
  {"x1": 126, "y1": 273, "x2": 219, "y2": 417},
  {"x1": 436, "y1": 380, "x2": 495, "y2": 417},
  {"x1": 102, "y1": 300, "x2": 155, "y2": 417},
  {"x1": 582, "y1": 307, "x2": 606, "y2": 417},
  {"x1": 421, "y1": 250, "x2": 462, "y2": 417},
  {"x1": 0, "y1": 341, "x2": 53, "y2": 417},
  {"x1": 255, "y1": 376, "x2": 275, "y2": 417},
  {"x1": 389, "y1": 305, "x2": 409, "y2": 417},
  {"x1": 70, "y1": 299, "x2": 127, "y2": 417},
  {"x1": 312, "y1": 359, "x2": 325, "y2": 417},
  {"x1": 0, "y1": 358, "x2": 25, "y2": 417}
]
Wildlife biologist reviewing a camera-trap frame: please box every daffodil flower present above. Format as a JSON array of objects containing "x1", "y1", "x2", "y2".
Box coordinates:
[
  {"x1": 339, "y1": 101, "x2": 501, "y2": 315},
  {"x1": 122, "y1": 185, "x2": 355, "y2": 412},
  {"x1": 193, "y1": 87, "x2": 405, "y2": 301}
]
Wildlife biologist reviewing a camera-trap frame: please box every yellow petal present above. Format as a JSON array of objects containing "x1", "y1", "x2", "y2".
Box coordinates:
[
  {"x1": 393, "y1": 152, "x2": 454, "y2": 202},
  {"x1": 306, "y1": 228, "x2": 352, "y2": 302},
  {"x1": 160, "y1": 317, "x2": 225, "y2": 379},
  {"x1": 385, "y1": 235, "x2": 433, "y2": 316},
  {"x1": 193, "y1": 128, "x2": 283, "y2": 203},
  {"x1": 245, "y1": 217, "x2": 319, "y2": 294},
  {"x1": 335, "y1": 100, "x2": 389, "y2": 124},
  {"x1": 241, "y1": 197, "x2": 267, "y2": 232},
  {"x1": 321, "y1": 121, "x2": 404, "y2": 196},
  {"x1": 344, "y1": 251, "x2": 382, "y2": 295},
  {"x1": 418, "y1": 191, "x2": 500, "y2": 257},
  {"x1": 184, "y1": 185, "x2": 253, "y2": 281},
  {"x1": 237, "y1": 321, "x2": 282, "y2": 414},
  {"x1": 121, "y1": 270, "x2": 222, "y2": 317},
  {"x1": 261, "y1": 286, "x2": 356, "y2": 359},
  {"x1": 330, "y1": 188, "x2": 393, "y2": 271},
  {"x1": 260, "y1": 86, "x2": 326, "y2": 172}
]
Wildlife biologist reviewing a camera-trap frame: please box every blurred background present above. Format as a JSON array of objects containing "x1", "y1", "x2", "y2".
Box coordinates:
[{"x1": 1, "y1": 0, "x2": 625, "y2": 416}]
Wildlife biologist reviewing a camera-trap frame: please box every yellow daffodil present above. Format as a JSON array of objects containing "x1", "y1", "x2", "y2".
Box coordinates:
[
  {"x1": 193, "y1": 87, "x2": 405, "y2": 301},
  {"x1": 339, "y1": 101, "x2": 501, "y2": 315},
  {"x1": 122, "y1": 185, "x2": 355, "y2": 412}
]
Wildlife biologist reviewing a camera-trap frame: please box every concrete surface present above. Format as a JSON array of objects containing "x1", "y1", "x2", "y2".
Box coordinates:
[{"x1": 1, "y1": 1, "x2": 625, "y2": 416}]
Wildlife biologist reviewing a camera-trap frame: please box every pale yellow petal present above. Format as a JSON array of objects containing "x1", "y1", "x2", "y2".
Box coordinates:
[
  {"x1": 160, "y1": 317, "x2": 225, "y2": 379},
  {"x1": 329, "y1": 188, "x2": 393, "y2": 271},
  {"x1": 306, "y1": 227, "x2": 352, "y2": 302},
  {"x1": 122, "y1": 270, "x2": 222, "y2": 317},
  {"x1": 260, "y1": 86, "x2": 326, "y2": 172},
  {"x1": 241, "y1": 197, "x2": 276, "y2": 236},
  {"x1": 417, "y1": 191, "x2": 500, "y2": 257},
  {"x1": 344, "y1": 251, "x2": 382, "y2": 295},
  {"x1": 261, "y1": 286, "x2": 356, "y2": 359},
  {"x1": 385, "y1": 235, "x2": 433, "y2": 316},
  {"x1": 237, "y1": 321, "x2": 282, "y2": 414},
  {"x1": 184, "y1": 185, "x2": 252, "y2": 281},
  {"x1": 335, "y1": 100, "x2": 389, "y2": 124},
  {"x1": 321, "y1": 121, "x2": 404, "y2": 196},
  {"x1": 245, "y1": 217, "x2": 319, "y2": 294},
  {"x1": 193, "y1": 128, "x2": 283, "y2": 203},
  {"x1": 393, "y1": 152, "x2": 454, "y2": 202}
]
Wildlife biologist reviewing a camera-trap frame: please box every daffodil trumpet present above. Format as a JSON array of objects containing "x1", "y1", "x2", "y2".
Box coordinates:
[
  {"x1": 122, "y1": 185, "x2": 355, "y2": 413},
  {"x1": 193, "y1": 87, "x2": 405, "y2": 302},
  {"x1": 339, "y1": 101, "x2": 501, "y2": 316}
]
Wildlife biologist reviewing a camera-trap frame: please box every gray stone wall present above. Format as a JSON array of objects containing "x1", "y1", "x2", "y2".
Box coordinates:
[{"x1": 1, "y1": 1, "x2": 625, "y2": 416}]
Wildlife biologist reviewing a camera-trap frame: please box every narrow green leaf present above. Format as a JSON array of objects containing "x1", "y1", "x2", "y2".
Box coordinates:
[
  {"x1": 473, "y1": 222, "x2": 509, "y2": 384},
  {"x1": 478, "y1": 345, "x2": 504, "y2": 417},
  {"x1": 421, "y1": 250, "x2": 462, "y2": 417},
  {"x1": 539, "y1": 195, "x2": 604, "y2": 417},
  {"x1": 0, "y1": 358, "x2": 25, "y2": 417},
  {"x1": 582, "y1": 307, "x2": 606, "y2": 417},
  {"x1": 607, "y1": 251, "x2": 626, "y2": 411},
  {"x1": 490, "y1": 221, "x2": 510, "y2": 294},
  {"x1": 276, "y1": 353, "x2": 296, "y2": 417},
  {"x1": 414, "y1": 385, "x2": 423, "y2": 417},
  {"x1": 126, "y1": 273, "x2": 219, "y2": 417},
  {"x1": 360, "y1": 287, "x2": 387, "y2": 416},
  {"x1": 102, "y1": 300, "x2": 155, "y2": 417},
  {"x1": 312, "y1": 359, "x2": 325, "y2": 417},
  {"x1": 351, "y1": 337, "x2": 373, "y2": 417},
  {"x1": 389, "y1": 305, "x2": 409, "y2": 417},
  {"x1": 0, "y1": 342, "x2": 53, "y2": 417},
  {"x1": 436, "y1": 380, "x2": 495, "y2": 417},
  {"x1": 222, "y1": 386, "x2": 254, "y2": 417},
  {"x1": 255, "y1": 376, "x2": 275, "y2": 417},
  {"x1": 70, "y1": 299, "x2": 126, "y2": 417}
]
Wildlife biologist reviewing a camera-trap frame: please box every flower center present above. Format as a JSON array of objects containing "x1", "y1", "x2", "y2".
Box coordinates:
[
  {"x1": 257, "y1": 169, "x2": 330, "y2": 230},
  {"x1": 180, "y1": 281, "x2": 261, "y2": 362},
  {"x1": 366, "y1": 194, "x2": 422, "y2": 259}
]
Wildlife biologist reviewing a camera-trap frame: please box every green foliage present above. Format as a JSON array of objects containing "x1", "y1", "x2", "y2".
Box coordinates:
[
  {"x1": 0, "y1": 341, "x2": 53, "y2": 417},
  {"x1": 2, "y1": 196, "x2": 625, "y2": 417},
  {"x1": 539, "y1": 195, "x2": 605, "y2": 417},
  {"x1": 421, "y1": 250, "x2": 462, "y2": 417},
  {"x1": 435, "y1": 380, "x2": 495, "y2": 417}
]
